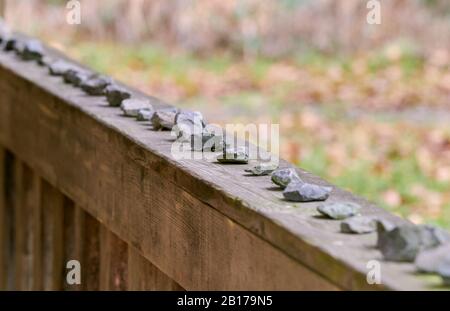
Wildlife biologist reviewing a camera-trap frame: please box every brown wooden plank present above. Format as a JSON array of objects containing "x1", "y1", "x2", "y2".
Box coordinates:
[
  {"x1": 14, "y1": 163, "x2": 40, "y2": 290},
  {"x1": 100, "y1": 226, "x2": 128, "y2": 291},
  {"x1": 82, "y1": 212, "x2": 100, "y2": 291},
  {"x1": 41, "y1": 181, "x2": 64, "y2": 291},
  {"x1": 128, "y1": 246, "x2": 183, "y2": 291},
  {"x1": 0, "y1": 147, "x2": 5, "y2": 289},
  {"x1": 0, "y1": 42, "x2": 436, "y2": 290},
  {"x1": 32, "y1": 176, "x2": 43, "y2": 290},
  {"x1": 62, "y1": 203, "x2": 83, "y2": 291},
  {"x1": 0, "y1": 151, "x2": 15, "y2": 290},
  {"x1": 13, "y1": 159, "x2": 23, "y2": 290}
]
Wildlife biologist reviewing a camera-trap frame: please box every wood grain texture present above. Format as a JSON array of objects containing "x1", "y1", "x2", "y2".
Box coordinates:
[
  {"x1": 0, "y1": 147, "x2": 5, "y2": 289},
  {"x1": 100, "y1": 226, "x2": 128, "y2": 291},
  {"x1": 14, "y1": 163, "x2": 40, "y2": 290},
  {"x1": 0, "y1": 151, "x2": 15, "y2": 290},
  {"x1": 41, "y1": 181, "x2": 64, "y2": 291},
  {"x1": 128, "y1": 246, "x2": 183, "y2": 291},
  {"x1": 0, "y1": 42, "x2": 440, "y2": 290},
  {"x1": 82, "y1": 212, "x2": 100, "y2": 291}
]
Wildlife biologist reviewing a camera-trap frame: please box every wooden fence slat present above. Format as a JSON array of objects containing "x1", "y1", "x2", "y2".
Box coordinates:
[
  {"x1": 100, "y1": 226, "x2": 128, "y2": 291},
  {"x1": 1, "y1": 151, "x2": 15, "y2": 290},
  {"x1": 82, "y1": 212, "x2": 100, "y2": 291},
  {"x1": 13, "y1": 159, "x2": 23, "y2": 289},
  {"x1": 14, "y1": 163, "x2": 40, "y2": 290},
  {"x1": 63, "y1": 203, "x2": 83, "y2": 291},
  {"x1": 128, "y1": 246, "x2": 183, "y2": 291},
  {"x1": 32, "y1": 176, "x2": 43, "y2": 290},
  {"x1": 41, "y1": 181, "x2": 64, "y2": 291},
  {"x1": 0, "y1": 147, "x2": 5, "y2": 289}
]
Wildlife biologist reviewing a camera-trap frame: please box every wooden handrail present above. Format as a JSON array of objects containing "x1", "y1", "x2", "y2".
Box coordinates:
[{"x1": 0, "y1": 35, "x2": 444, "y2": 290}]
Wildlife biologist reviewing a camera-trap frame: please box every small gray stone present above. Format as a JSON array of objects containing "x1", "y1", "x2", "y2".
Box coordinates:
[
  {"x1": 415, "y1": 244, "x2": 450, "y2": 273},
  {"x1": 421, "y1": 225, "x2": 450, "y2": 246},
  {"x1": 375, "y1": 219, "x2": 396, "y2": 248},
  {"x1": 63, "y1": 67, "x2": 91, "y2": 87},
  {"x1": 217, "y1": 147, "x2": 249, "y2": 164},
  {"x1": 80, "y1": 75, "x2": 112, "y2": 95},
  {"x1": 48, "y1": 60, "x2": 77, "y2": 76},
  {"x1": 415, "y1": 243, "x2": 450, "y2": 286},
  {"x1": 174, "y1": 111, "x2": 205, "y2": 142},
  {"x1": 17, "y1": 39, "x2": 44, "y2": 61},
  {"x1": 105, "y1": 84, "x2": 131, "y2": 107},
  {"x1": 341, "y1": 216, "x2": 376, "y2": 234},
  {"x1": 283, "y1": 182, "x2": 332, "y2": 202},
  {"x1": 379, "y1": 225, "x2": 422, "y2": 262},
  {"x1": 2, "y1": 35, "x2": 16, "y2": 51},
  {"x1": 317, "y1": 202, "x2": 360, "y2": 219},
  {"x1": 378, "y1": 224, "x2": 449, "y2": 262},
  {"x1": 38, "y1": 55, "x2": 54, "y2": 67},
  {"x1": 190, "y1": 126, "x2": 226, "y2": 152},
  {"x1": 245, "y1": 162, "x2": 279, "y2": 176},
  {"x1": 137, "y1": 108, "x2": 154, "y2": 121},
  {"x1": 271, "y1": 168, "x2": 302, "y2": 188},
  {"x1": 151, "y1": 107, "x2": 179, "y2": 130},
  {"x1": 120, "y1": 99, "x2": 153, "y2": 117},
  {"x1": 175, "y1": 110, "x2": 205, "y2": 127}
]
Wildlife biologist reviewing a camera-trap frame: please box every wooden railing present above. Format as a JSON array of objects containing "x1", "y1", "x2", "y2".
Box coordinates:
[{"x1": 0, "y1": 36, "x2": 443, "y2": 291}]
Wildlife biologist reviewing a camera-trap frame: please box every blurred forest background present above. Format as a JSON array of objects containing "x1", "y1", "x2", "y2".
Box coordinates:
[{"x1": 3, "y1": 0, "x2": 449, "y2": 228}]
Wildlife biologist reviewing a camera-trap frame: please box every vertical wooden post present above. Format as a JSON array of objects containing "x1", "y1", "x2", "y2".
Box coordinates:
[
  {"x1": 82, "y1": 213, "x2": 100, "y2": 291},
  {"x1": 41, "y1": 181, "x2": 64, "y2": 291},
  {"x1": 0, "y1": 147, "x2": 5, "y2": 289}
]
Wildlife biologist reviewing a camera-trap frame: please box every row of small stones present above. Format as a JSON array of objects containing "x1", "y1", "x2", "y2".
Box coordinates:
[{"x1": 1, "y1": 32, "x2": 449, "y2": 287}]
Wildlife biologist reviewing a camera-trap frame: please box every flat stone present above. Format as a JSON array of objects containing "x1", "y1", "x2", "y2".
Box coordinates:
[
  {"x1": 175, "y1": 110, "x2": 205, "y2": 127},
  {"x1": 80, "y1": 75, "x2": 112, "y2": 95},
  {"x1": 341, "y1": 216, "x2": 376, "y2": 234},
  {"x1": 415, "y1": 244, "x2": 450, "y2": 273},
  {"x1": 105, "y1": 84, "x2": 131, "y2": 107},
  {"x1": 120, "y1": 99, "x2": 153, "y2": 117},
  {"x1": 151, "y1": 107, "x2": 179, "y2": 130},
  {"x1": 375, "y1": 219, "x2": 396, "y2": 248},
  {"x1": 174, "y1": 111, "x2": 205, "y2": 141},
  {"x1": 379, "y1": 225, "x2": 423, "y2": 262},
  {"x1": 137, "y1": 108, "x2": 154, "y2": 121},
  {"x1": 48, "y1": 60, "x2": 77, "y2": 76},
  {"x1": 421, "y1": 225, "x2": 450, "y2": 246},
  {"x1": 2, "y1": 35, "x2": 16, "y2": 51},
  {"x1": 17, "y1": 39, "x2": 44, "y2": 61},
  {"x1": 283, "y1": 182, "x2": 332, "y2": 202},
  {"x1": 271, "y1": 168, "x2": 302, "y2": 188},
  {"x1": 317, "y1": 201, "x2": 360, "y2": 219},
  {"x1": 190, "y1": 126, "x2": 226, "y2": 152},
  {"x1": 38, "y1": 55, "x2": 54, "y2": 67},
  {"x1": 63, "y1": 67, "x2": 92, "y2": 87},
  {"x1": 378, "y1": 224, "x2": 449, "y2": 262},
  {"x1": 217, "y1": 147, "x2": 249, "y2": 164},
  {"x1": 245, "y1": 162, "x2": 279, "y2": 176}
]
